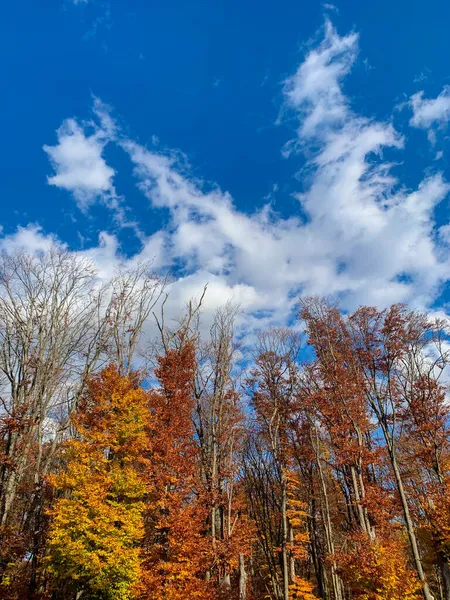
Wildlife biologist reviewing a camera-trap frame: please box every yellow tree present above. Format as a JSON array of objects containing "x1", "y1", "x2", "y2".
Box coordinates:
[{"x1": 46, "y1": 365, "x2": 149, "y2": 600}]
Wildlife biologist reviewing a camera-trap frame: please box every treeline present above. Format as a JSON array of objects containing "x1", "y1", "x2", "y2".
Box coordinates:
[{"x1": 0, "y1": 248, "x2": 449, "y2": 600}]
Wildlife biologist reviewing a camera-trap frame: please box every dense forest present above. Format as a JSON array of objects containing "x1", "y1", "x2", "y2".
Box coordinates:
[{"x1": 0, "y1": 248, "x2": 449, "y2": 600}]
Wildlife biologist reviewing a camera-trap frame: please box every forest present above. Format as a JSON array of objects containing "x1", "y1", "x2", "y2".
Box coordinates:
[{"x1": 0, "y1": 247, "x2": 449, "y2": 600}]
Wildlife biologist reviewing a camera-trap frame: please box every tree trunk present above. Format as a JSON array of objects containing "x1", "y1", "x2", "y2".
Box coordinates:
[
  {"x1": 1, "y1": 430, "x2": 34, "y2": 526},
  {"x1": 239, "y1": 553, "x2": 247, "y2": 600},
  {"x1": 289, "y1": 526, "x2": 296, "y2": 582},
  {"x1": 220, "y1": 573, "x2": 231, "y2": 592},
  {"x1": 309, "y1": 496, "x2": 329, "y2": 600},
  {"x1": 314, "y1": 430, "x2": 343, "y2": 600},
  {"x1": 386, "y1": 434, "x2": 435, "y2": 600},
  {"x1": 281, "y1": 474, "x2": 290, "y2": 600}
]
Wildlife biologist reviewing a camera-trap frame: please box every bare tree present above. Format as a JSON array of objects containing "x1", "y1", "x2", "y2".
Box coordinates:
[
  {"x1": 193, "y1": 302, "x2": 246, "y2": 592},
  {"x1": 0, "y1": 250, "x2": 108, "y2": 526},
  {"x1": 153, "y1": 285, "x2": 207, "y2": 354},
  {"x1": 104, "y1": 262, "x2": 166, "y2": 375},
  {"x1": 246, "y1": 328, "x2": 301, "y2": 600}
]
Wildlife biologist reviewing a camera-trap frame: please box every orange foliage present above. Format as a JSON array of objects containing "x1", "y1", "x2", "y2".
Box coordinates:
[
  {"x1": 337, "y1": 532, "x2": 421, "y2": 600},
  {"x1": 140, "y1": 343, "x2": 214, "y2": 600},
  {"x1": 423, "y1": 475, "x2": 450, "y2": 560}
]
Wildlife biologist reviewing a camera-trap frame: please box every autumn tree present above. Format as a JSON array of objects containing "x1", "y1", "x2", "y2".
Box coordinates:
[
  {"x1": 299, "y1": 298, "x2": 392, "y2": 599},
  {"x1": 45, "y1": 365, "x2": 149, "y2": 600},
  {"x1": 0, "y1": 260, "x2": 449, "y2": 600},
  {"x1": 337, "y1": 532, "x2": 421, "y2": 600},
  {"x1": 142, "y1": 335, "x2": 213, "y2": 599},
  {"x1": 347, "y1": 304, "x2": 448, "y2": 600},
  {"x1": 301, "y1": 299, "x2": 450, "y2": 600},
  {"x1": 0, "y1": 249, "x2": 109, "y2": 594},
  {"x1": 286, "y1": 472, "x2": 318, "y2": 600}
]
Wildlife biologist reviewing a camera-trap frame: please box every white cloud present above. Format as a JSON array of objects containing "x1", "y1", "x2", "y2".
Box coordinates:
[
  {"x1": 413, "y1": 71, "x2": 429, "y2": 84},
  {"x1": 282, "y1": 19, "x2": 358, "y2": 140},
  {"x1": 0, "y1": 226, "x2": 64, "y2": 255},
  {"x1": 281, "y1": 21, "x2": 450, "y2": 309},
  {"x1": 43, "y1": 99, "x2": 141, "y2": 234},
  {"x1": 122, "y1": 138, "x2": 301, "y2": 324},
  {"x1": 43, "y1": 117, "x2": 114, "y2": 210},
  {"x1": 409, "y1": 86, "x2": 450, "y2": 142},
  {"x1": 35, "y1": 19, "x2": 450, "y2": 336}
]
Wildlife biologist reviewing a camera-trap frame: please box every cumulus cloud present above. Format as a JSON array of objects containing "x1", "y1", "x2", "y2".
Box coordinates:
[
  {"x1": 37, "y1": 19, "x2": 450, "y2": 334},
  {"x1": 43, "y1": 117, "x2": 114, "y2": 210},
  {"x1": 409, "y1": 86, "x2": 450, "y2": 143},
  {"x1": 121, "y1": 21, "x2": 450, "y2": 315}
]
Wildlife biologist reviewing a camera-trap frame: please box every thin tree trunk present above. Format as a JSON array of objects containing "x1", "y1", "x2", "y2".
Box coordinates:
[
  {"x1": 281, "y1": 473, "x2": 290, "y2": 600},
  {"x1": 314, "y1": 430, "x2": 343, "y2": 600},
  {"x1": 1, "y1": 429, "x2": 35, "y2": 526},
  {"x1": 289, "y1": 526, "x2": 296, "y2": 582},
  {"x1": 386, "y1": 434, "x2": 435, "y2": 600},
  {"x1": 309, "y1": 496, "x2": 329, "y2": 600}
]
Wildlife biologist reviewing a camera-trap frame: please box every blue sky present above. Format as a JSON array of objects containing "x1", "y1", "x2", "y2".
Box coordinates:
[{"x1": 2, "y1": 0, "x2": 450, "y2": 331}]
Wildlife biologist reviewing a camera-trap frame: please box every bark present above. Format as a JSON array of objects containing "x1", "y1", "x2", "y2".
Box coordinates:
[
  {"x1": 308, "y1": 495, "x2": 329, "y2": 600},
  {"x1": 289, "y1": 526, "x2": 296, "y2": 582},
  {"x1": 239, "y1": 553, "x2": 247, "y2": 600}
]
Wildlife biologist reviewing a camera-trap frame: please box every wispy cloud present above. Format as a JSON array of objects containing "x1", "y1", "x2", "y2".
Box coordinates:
[
  {"x1": 83, "y1": 3, "x2": 112, "y2": 42},
  {"x1": 282, "y1": 20, "x2": 358, "y2": 140},
  {"x1": 413, "y1": 70, "x2": 430, "y2": 84},
  {"x1": 409, "y1": 86, "x2": 450, "y2": 143},
  {"x1": 323, "y1": 3, "x2": 340, "y2": 13}
]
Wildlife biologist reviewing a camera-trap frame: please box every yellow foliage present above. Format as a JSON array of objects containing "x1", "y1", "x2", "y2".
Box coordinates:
[
  {"x1": 290, "y1": 577, "x2": 318, "y2": 600},
  {"x1": 46, "y1": 366, "x2": 149, "y2": 600},
  {"x1": 338, "y1": 533, "x2": 422, "y2": 600}
]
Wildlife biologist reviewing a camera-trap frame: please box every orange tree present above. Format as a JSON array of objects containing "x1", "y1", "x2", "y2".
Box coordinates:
[{"x1": 141, "y1": 341, "x2": 214, "y2": 600}]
